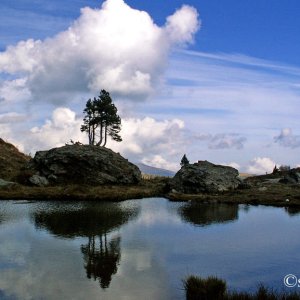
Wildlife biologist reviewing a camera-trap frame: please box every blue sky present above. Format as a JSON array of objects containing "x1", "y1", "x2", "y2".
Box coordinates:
[
  {"x1": 1, "y1": 0, "x2": 300, "y2": 173},
  {"x1": 2, "y1": 0, "x2": 300, "y2": 64}
]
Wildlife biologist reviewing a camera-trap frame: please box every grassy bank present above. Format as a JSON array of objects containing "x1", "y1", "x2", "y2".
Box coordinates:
[
  {"x1": 0, "y1": 177, "x2": 168, "y2": 201},
  {"x1": 167, "y1": 182, "x2": 300, "y2": 207},
  {"x1": 183, "y1": 275, "x2": 300, "y2": 300},
  {"x1": 1, "y1": 176, "x2": 300, "y2": 207}
]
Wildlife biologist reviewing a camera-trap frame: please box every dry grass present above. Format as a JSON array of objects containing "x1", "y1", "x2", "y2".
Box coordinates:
[
  {"x1": 167, "y1": 182, "x2": 300, "y2": 207},
  {"x1": 0, "y1": 138, "x2": 30, "y2": 181},
  {"x1": 0, "y1": 177, "x2": 169, "y2": 201}
]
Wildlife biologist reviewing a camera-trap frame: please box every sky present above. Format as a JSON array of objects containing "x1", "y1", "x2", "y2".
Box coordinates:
[{"x1": 1, "y1": 0, "x2": 300, "y2": 174}]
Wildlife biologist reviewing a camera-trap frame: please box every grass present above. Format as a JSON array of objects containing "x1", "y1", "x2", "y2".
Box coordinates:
[
  {"x1": 183, "y1": 276, "x2": 300, "y2": 300},
  {"x1": 184, "y1": 275, "x2": 226, "y2": 300},
  {"x1": 167, "y1": 182, "x2": 300, "y2": 207},
  {"x1": 0, "y1": 177, "x2": 168, "y2": 201},
  {"x1": 0, "y1": 138, "x2": 30, "y2": 181},
  {"x1": 1, "y1": 177, "x2": 300, "y2": 206}
]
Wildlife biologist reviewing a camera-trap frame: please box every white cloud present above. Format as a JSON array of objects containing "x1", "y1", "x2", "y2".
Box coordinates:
[
  {"x1": 195, "y1": 133, "x2": 246, "y2": 150},
  {"x1": 108, "y1": 117, "x2": 186, "y2": 168},
  {"x1": 0, "y1": 112, "x2": 26, "y2": 124},
  {"x1": 274, "y1": 128, "x2": 300, "y2": 148},
  {"x1": 165, "y1": 5, "x2": 200, "y2": 44},
  {"x1": 0, "y1": 78, "x2": 31, "y2": 103},
  {"x1": 246, "y1": 157, "x2": 276, "y2": 175},
  {"x1": 27, "y1": 107, "x2": 84, "y2": 153},
  {"x1": 0, "y1": 0, "x2": 199, "y2": 103},
  {"x1": 222, "y1": 162, "x2": 240, "y2": 170},
  {"x1": 142, "y1": 155, "x2": 179, "y2": 172}
]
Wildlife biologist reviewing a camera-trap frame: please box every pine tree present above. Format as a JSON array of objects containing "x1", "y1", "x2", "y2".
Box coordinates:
[
  {"x1": 81, "y1": 90, "x2": 122, "y2": 147},
  {"x1": 180, "y1": 154, "x2": 189, "y2": 167}
]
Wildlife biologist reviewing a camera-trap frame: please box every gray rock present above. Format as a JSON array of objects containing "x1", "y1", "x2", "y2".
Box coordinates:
[
  {"x1": 170, "y1": 160, "x2": 241, "y2": 194},
  {"x1": 26, "y1": 145, "x2": 141, "y2": 185},
  {"x1": 279, "y1": 169, "x2": 300, "y2": 184},
  {"x1": 29, "y1": 175, "x2": 49, "y2": 187}
]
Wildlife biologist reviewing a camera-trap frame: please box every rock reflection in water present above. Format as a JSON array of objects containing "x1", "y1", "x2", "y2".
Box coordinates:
[
  {"x1": 32, "y1": 202, "x2": 139, "y2": 288},
  {"x1": 179, "y1": 202, "x2": 239, "y2": 226},
  {"x1": 284, "y1": 206, "x2": 300, "y2": 216}
]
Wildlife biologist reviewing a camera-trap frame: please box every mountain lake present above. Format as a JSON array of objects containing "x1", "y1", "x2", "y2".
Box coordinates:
[{"x1": 0, "y1": 198, "x2": 299, "y2": 299}]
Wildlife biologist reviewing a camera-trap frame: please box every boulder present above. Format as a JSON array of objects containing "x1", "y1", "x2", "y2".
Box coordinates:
[
  {"x1": 25, "y1": 145, "x2": 141, "y2": 185},
  {"x1": 170, "y1": 160, "x2": 241, "y2": 194},
  {"x1": 279, "y1": 169, "x2": 300, "y2": 184},
  {"x1": 29, "y1": 175, "x2": 49, "y2": 187}
]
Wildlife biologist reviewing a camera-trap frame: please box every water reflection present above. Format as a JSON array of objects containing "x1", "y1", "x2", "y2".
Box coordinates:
[
  {"x1": 284, "y1": 206, "x2": 300, "y2": 216},
  {"x1": 33, "y1": 202, "x2": 139, "y2": 237},
  {"x1": 32, "y1": 202, "x2": 139, "y2": 289},
  {"x1": 81, "y1": 235, "x2": 121, "y2": 289},
  {"x1": 179, "y1": 202, "x2": 239, "y2": 226}
]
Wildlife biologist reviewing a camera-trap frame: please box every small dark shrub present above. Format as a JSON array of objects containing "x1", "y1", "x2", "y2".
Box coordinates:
[
  {"x1": 184, "y1": 276, "x2": 300, "y2": 300},
  {"x1": 184, "y1": 275, "x2": 226, "y2": 300}
]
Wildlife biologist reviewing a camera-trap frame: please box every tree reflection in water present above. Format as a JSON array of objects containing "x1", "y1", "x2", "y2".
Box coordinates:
[
  {"x1": 32, "y1": 202, "x2": 139, "y2": 289},
  {"x1": 81, "y1": 235, "x2": 120, "y2": 289},
  {"x1": 179, "y1": 202, "x2": 239, "y2": 226}
]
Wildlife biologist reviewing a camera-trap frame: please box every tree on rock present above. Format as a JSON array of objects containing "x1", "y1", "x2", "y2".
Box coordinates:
[
  {"x1": 81, "y1": 90, "x2": 122, "y2": 147},
  {"x1": 180, "y1": 154, "x2": 189, "y2": 167}
]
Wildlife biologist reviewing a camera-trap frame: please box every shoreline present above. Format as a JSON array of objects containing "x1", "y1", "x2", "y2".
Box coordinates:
[{"x1": 1, "y1": 180, "x2": 300, "y2": 208}]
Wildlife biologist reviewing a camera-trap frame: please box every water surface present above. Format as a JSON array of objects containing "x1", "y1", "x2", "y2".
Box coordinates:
[{"x1": 0, "y1": 198, "x2": 299, "y2": 299}]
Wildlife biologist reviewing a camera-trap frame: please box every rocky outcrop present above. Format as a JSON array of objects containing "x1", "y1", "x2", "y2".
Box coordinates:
[
  {"x1": 25, "y1": 145, "x2": 141, "y2": 185},
  {"x1": 279, "y1": 168, "x2": 300, "y2": 184},
  {"x1": 170, "y1": 160, "x2": 241, "y2": 194}
]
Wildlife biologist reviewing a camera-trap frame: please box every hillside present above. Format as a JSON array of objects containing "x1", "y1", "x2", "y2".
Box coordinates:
[
  {"x1": 0, "y1": 138, "x2": 30, "y2": 180},
  {"x1": 137, "y1": 163, "x2": 176, "y2": 177}
]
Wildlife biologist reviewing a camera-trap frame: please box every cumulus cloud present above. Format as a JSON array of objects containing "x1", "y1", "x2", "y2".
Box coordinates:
[
  {"x1": 274, "y1": 128, "x2": 300, "y2": 148},
  {"x1": 108, "y1": 117, "x2": 186, "y2": 170},
  {"x1": 246, "y1": 157, "x2": 276, "y2": 175},
  {"x1": 26, "y1": 107, "x2": 84, "y2": 153},
  {"x1": 195, "y1": 133, "x2": 246, "y2": 150},
  {"x1": 165, "y1": 5, "x2": 200, "y2": 44},
  {"x1": 0, "y1": 0, "x2": 199, "y2": 103},
  {"x1": 0, "y1": 78, "x2": 31, "y2": 103}
]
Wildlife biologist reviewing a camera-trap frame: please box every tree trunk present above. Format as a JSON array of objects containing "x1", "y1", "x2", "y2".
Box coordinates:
[{"x1": 103, "y1": 125, "x2": 108, "y2": 147}]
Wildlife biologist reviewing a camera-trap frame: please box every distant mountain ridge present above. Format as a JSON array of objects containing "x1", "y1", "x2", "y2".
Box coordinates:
[{"x1": 137, "y1": 163, "x2": 176, "y2": 177}]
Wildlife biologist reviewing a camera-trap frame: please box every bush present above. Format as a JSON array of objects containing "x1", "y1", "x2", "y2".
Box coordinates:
[
  {"x1": 184, "y1": 275, "x2": 226, "y2": 300},
  {"x1": 183, "y1": 276, "x2": 300, "y2": 300}
]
